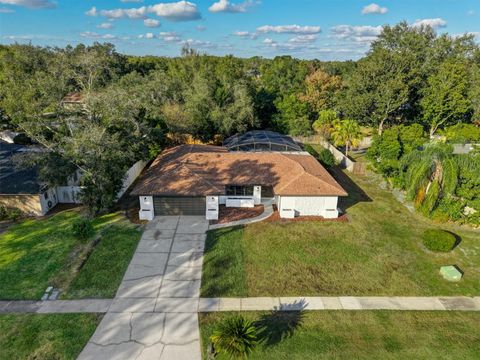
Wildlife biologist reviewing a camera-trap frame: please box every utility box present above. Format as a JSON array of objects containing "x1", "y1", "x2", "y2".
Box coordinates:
[{"x1": 440, "y1": 266, "x2": 463, "y2": 282}]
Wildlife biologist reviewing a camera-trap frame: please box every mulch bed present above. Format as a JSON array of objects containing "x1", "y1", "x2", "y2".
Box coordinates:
[
  {"x1": 265, "y1": 205, "x2": 349, "y2": 223},
  {"x1": 210, "y1": 205, "x2": 264, "y2": 225}
]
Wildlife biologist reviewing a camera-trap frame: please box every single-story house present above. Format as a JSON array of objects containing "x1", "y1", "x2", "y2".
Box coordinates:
[
  {"x1": 132, "y1": 131, "x2": 347, "y2": 221},
  {"x1": 0, "y1": 140, "x2": 83, "y2": 215},
  {"x1": 0, "y1": 141, "x2": 61, "y2": 215}
]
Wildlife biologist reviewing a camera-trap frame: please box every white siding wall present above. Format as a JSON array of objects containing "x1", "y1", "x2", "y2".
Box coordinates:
[
  {"x1": 277, "y1": 196, "x2": 339, "y2": 218},
  {"x1": 39, "y1": 187, "x2": 59, "y2": 215}
]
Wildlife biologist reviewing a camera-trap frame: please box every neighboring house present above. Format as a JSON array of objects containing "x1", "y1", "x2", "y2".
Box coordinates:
[
  {"x1": 132, "y1": 131, "x2": 347, "y2": 221},
  {"x1": 0, "y1": 140, "x2": 82, "y2": 215}
]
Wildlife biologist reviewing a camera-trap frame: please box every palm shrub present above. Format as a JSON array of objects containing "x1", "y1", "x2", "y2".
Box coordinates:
[
  {"x1": 210, "y1": 315, "x2": 257, "y2": 359},
  {"x1": 399, "y1": 144, "x2": 458, "y2": 215},
  {"x1": 331, "y1": 119, "x2": 362, "y2": 156},
  {"x1": 422, "y1": 229, "x2": 457, "y2": 252}
]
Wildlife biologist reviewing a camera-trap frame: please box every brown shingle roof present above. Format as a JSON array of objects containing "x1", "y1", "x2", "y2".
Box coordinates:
[{"x1": 131, "y1": 145, "x2": 347, "y2": 197}]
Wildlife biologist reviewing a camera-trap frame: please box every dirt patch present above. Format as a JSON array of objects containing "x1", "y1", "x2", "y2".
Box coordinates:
[
  {"x1": 266, "y1": 205, "x2": 349, "y2": 223},
  {"x1": 210, "y1": 205, "x2": 264, "y2": 225}
]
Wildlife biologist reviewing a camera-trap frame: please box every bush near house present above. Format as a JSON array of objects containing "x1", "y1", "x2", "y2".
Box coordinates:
[
  {"x1": 422, "y1": 229, "x2": 457, "y2": 252},
  {"x1": 72, "y1": 217, "x2": 94, "y2": 240},
  {"x1": 304, "y1": 144, "x2": 336, "y2": 167},
  {"x1": 0, "y1": 206, "x2": 22, "y2": 222}
]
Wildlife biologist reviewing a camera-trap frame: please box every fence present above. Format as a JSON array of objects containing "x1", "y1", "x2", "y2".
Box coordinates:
[
  {"x1": 55, "y1": 160, "x2": 148, "y2": 204},
  {"x1": 293, "y1": 135, "x2": 366, "y2": 174},
  {"x1": 116, "y1": 160, "x2": 148, "y2": 199}
]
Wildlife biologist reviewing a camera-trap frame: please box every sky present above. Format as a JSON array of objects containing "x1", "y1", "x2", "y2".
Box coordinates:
[{"x1": 0, "y1": 0, "x2": 479, "y2": 60}]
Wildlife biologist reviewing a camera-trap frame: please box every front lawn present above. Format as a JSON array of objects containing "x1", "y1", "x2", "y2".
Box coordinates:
[
  {"x1": 201, "y1": 170, "x2": 480, "y2": 297},
  {"x1": 0, "y1": 313, "x2": 101, "y2": 360},
  {"x1": 0, "y1": 209, "x2": 142, "y2": 300},
  {"x1": 199, "y1": 311, "x2": 480, "y2": 359}
]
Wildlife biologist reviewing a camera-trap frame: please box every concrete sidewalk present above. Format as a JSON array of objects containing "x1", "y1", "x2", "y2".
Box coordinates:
[
  {"x1": 198, "y1": 296, "x2": 480, "y2": 312},
  {"x1": 2, "y1": 296, "x2": 479, "y2": 314}
]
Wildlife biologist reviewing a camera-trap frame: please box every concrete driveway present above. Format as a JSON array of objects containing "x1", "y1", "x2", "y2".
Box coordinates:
[{"x1": 77, "y1": 216, "x2": 208, "y2": 360}]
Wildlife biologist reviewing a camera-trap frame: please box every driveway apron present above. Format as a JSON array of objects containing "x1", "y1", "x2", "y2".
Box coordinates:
[{"x1": 77, "y1": 216, "x2": 208, "y2": 360}]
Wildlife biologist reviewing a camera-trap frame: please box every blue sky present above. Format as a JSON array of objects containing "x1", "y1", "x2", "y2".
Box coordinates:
[{"x1": 1, "y1": 0, "x2": 479, "y2": 60}]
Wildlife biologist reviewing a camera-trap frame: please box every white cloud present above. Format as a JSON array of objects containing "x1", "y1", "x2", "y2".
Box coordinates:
[
  {"x1": 288, "y1": 34, "x2": 318, "y2": 43},
  {"x1": 263, "y1": 38, "x2": 275, "y2": 44},
  {"x1": 85, "y1": 6, "x2": 97, "y2": 16},
  {"x1": 0, "y1": 6, "x2": 14, "y2": 12},
  {"x1": 149, "y1": 1, "x2": 200, "y2": 21},
  {"x1": 256, "y1": 24, "x2": 321, "y2": 34},
  {"x1": 138, "y1": 32, "x2": 155, "y2": 39},
  {"x1": 208, "y1": 0, "x2": 254, "y2": 13},
  {"x1": 196, "y1": 25, "x2": 206, "y2": 31},
  {"x1": 331, "y1": 25, "x2": 382, "y2": 43},
  {"x1": 97, "y1": 22, "x2": 114, "y2": 29},
  {"x1": 233, "y1": 30, "x2": 257, "y2": 39},
  {"x1": 85, "y1": 2, "x2": 200, "y2": 22},
  {"x1": 361, "y1": 3, "x2": 388, "y2": 15},
  {"x1": 159, "y1": 31, "x2": 181, "y2": 42},
  {"x1": 80, "y1": 31, "x2": 117, "y2": 40},
  {"x1": 144, "y1": 18, "x2": 161, "y2": 27},
  {"x1": 182, "y1": 38, "x2": 216, "y2": 48},
  {"x1": 0, "y1": 0, "x2": 55, "y2": 9},
  {"x1": 100, "y1": 6, "x2": 148, "y2": 19},
  {"x1": 412, "y1": 18, "x2": 447, "y2": 29}
]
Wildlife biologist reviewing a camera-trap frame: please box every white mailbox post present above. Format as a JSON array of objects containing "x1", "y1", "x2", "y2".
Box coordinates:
[{"x1": 206, "y1": 196, "x2": 219, "y2": 220}]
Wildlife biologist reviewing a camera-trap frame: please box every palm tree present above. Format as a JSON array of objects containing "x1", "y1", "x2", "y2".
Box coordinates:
[
  {"x1": 400, "y1": 144, "x2": 458, "y2": 214},
  {"x1": 330, "y1": 119, "x2": 362, "y2": 156},
  {"x1": 210, "y1": 316, "x2": 257, "y2": 359}
]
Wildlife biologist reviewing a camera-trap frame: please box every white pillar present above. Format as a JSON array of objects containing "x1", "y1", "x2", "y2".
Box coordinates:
[
  {"x1": 139, "y1": 196, "x2": 154, "y2": 221},
  {"x1": 253, "y1": 186, "x2": 261, "y2": 205},
  {"x1": 206, "y1": 196, "x2": 219, "y2": 220}
]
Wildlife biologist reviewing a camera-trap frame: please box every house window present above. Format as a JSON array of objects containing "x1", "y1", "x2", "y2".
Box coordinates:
[{"x1": 226, "y1": 185, "x2": 254, "y2": 196}]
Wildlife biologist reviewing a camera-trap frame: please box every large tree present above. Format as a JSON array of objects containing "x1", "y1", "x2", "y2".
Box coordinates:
[
  {"x1": 421, "y1": 59, "x2": 471, "y2": 137},
  {"x1": 299, "y1": 69, "x2": 342, "y2": 113},
  {"x1": 340, "y1": 46, "x2": 409, "y2": 135}
]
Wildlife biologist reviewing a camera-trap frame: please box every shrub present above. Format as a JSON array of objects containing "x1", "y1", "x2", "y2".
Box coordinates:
[
  {"x1": 422, "y1": 229, "x2": 457, "y2": 252},
  {"x1": 0, "y1": 205, "x2": 7, "y2": 220},
  {"x1": 210, "y1": 316, "x2": 257, "y2": 358},
  {"x1": 304, "y1": 144, "x2": 335, "y2": 167},
  {"x1": 7, "y1": 208, "x2": 22, "y2": 222},
  {"x1": 72, "y1": 217, "x2": 94, "y2": 239},
  {"x1": 317, "y1": 148, "x2": 335, "y2": 167}
]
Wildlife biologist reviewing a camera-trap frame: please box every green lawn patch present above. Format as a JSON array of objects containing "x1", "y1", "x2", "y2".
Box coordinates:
[
  {"x1": 200, "y1": 311, "x2": 480, "y2": 360},
  {"x1": 0, "y1": 313, "x2": 101, "y2": 360},
  {"x1": 202, "y1": 226, "x2": 247, "y2": 297},
  {"x1": 0, "y1": 209, "x2": 142, "y2": 300},
  {"x1": 201, "y1": 170, "x2": 480, "y2": 297}
]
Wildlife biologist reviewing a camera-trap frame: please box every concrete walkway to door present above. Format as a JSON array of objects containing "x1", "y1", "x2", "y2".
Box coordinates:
[{"x1": 77, "y1": 216, "x2": 208, "y2": 360}]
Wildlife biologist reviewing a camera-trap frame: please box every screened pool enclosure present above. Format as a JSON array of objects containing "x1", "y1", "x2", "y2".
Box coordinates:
[{"x1": 223, "y1": 130, "x2": 302, "y2": 152}]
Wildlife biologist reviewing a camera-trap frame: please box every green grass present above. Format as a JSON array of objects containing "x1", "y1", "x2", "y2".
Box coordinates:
[
  {"x1": 0, "y1": 209, "x2": 142, "y2": 300},
  {"x1": 0, "y1": 313, "x2": 101, "y2": 360},
  {"x1": 199, "y1": 311, "x2": 480, "y2": 360},
  {"x1": 201, "y1": 170, "x2": 480, "y2": 297}
]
